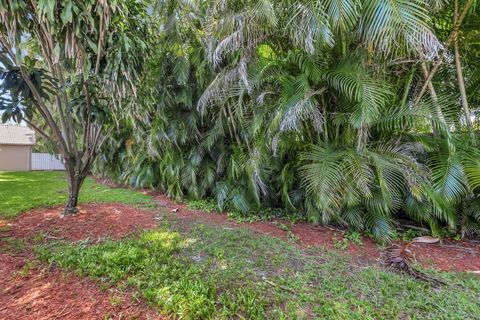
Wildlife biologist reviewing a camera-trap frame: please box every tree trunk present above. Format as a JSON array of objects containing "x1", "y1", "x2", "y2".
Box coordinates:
[
  {"x1": 453, "y1": 0, "x2": 474, "y2": 140},
  {"x1": 454, "y1": 40, "x2": 474, "y2": 137},
  {"x1": 421, "y1": 62, "x2": 446, "y2": 136},
  {"x1": 64, "y1": 182, "x2": 80, "y2": 215},
  {"x1": 60, "y1": 122, "x2": 103, "y2": 216},
  {"x1": 414, "y1": 0, "x2": 475, "y2": 105},
  {"x1": 63, "y1": 160, "x2": 86, "y2": 216}
]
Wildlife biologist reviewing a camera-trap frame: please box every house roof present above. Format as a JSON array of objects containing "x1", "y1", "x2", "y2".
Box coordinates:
[{"x1": 0, "y1": 125, "x2": 36, "y2": 146}]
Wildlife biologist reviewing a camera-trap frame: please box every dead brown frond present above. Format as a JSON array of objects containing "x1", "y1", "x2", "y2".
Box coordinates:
[{"x1": 383, "y1": 241, "x2": 446, "y2": 287}]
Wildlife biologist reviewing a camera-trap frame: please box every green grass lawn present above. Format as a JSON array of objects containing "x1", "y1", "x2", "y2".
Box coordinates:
[
  {"x1": 0, "y1": 171, "x2": 153, "y2": 219},
  {"x1": 2, "y1": 171, "x2": 480, "y2": 319}
]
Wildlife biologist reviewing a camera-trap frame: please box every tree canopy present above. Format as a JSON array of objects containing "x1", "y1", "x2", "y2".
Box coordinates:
[{"x1": 0, "y1": 0, "x2": 153, "y2": 213}]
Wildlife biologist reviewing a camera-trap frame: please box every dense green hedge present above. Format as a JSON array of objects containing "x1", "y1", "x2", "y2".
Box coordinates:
[{"x1": 94, "y1": 0, "x2": 480, "y2": 241}]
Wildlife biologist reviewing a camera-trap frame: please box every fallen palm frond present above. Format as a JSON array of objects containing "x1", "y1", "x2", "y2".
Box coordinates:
[{"x1": 383, "y1": 237, "x2": 445, "y2": 287}]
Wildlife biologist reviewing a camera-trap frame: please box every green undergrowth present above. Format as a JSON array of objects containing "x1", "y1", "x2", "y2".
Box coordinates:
[
  {"x1": 186, "y1": 198, "x2": 304, "y2": 223},
  {"x1": 184, "y1": 199, "x2": 452, "y2": 244},
  {"x1": 0, "y1": 171, "x2": 154, "y2": 219},
  {"x1": 186, "y1": 199, "x2": 220, "y2": 213},
  {"x1": 36, "y1": 215, "x2": 480, "y2": 320}
]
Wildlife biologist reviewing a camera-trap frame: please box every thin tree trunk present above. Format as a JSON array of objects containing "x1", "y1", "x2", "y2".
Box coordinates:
[
  {"x1": 453, "y1": 0, "x2": 474, "y2": 140},
  {"x1": 341, "y1": 30, "x2": 347, "y2": 57},
  {"x1": 64, "y1": 177, "x2": 81, "y2": 215},
  {"x1": 62, "y1": 121, "x2": 105, "y2": 215},
  {"x1": 454, "y1": 44, "x2": 473, "y2": 133},
  {"x1": 63, "y1": 162, "x2": 86, "y2": 216},
  {"x1": 414, "y1": 0, "x2": 475, "y2": 105},
  {"x1": 421, "y1": 62, "x2": 446, "y2": 133},
  {"x1": 401, "y1": 67, "x2": 415, "y2": 107}
]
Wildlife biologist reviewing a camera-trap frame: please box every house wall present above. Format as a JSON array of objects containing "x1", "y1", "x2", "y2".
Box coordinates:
[{"x1": 0, "y1": 144, "x2": 31, "y2": 171}]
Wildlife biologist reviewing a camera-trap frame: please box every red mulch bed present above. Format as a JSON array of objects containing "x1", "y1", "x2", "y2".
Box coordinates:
[
  {"x1": 1, "y1": 203, "x2": 163, "y2": 320},
  {"x1": 153, "y1": 193, "x2": 480, "y2": 272},
  {"x1": 7, "y1": 203, "x2": 158, "y2": 241},
  {"x1": 0, "y1": 253, "x2": 161, "y2": 320}
]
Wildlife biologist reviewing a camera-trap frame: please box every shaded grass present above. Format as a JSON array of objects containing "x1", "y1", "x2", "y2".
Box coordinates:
[
  {"x1": 0, "y1": 171, "x2": 153, "y2": 219},
  {"x1": 36, "y1": 215, "x2": 480, "y2": 320}
]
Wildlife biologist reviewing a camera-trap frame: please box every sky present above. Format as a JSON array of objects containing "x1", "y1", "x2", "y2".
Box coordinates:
[
  {"x1": 0, "y1": 77, "x2": 26, "y2": 126},
  {"x1": 0, "y1": 111, "x2": 25, "y2": 126}
]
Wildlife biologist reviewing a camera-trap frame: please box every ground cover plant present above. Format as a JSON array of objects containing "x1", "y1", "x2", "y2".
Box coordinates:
[{"x1": 33, "y1": 213, "x2": 480, "y2": 319}]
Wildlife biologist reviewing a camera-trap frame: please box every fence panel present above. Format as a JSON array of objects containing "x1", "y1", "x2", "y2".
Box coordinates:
[{"x1": 31, "y1": 153, "x2": 65, "y2": 171}]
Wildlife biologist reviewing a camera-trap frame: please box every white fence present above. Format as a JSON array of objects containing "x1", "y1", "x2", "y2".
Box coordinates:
[{"x1": 31, "y1": 153, "x2": 65, "y2": 171}]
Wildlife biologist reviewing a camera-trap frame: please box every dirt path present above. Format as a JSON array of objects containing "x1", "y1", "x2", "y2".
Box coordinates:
[{"x1": 0, "y1": 204, "x2": 163, "y2": 320}]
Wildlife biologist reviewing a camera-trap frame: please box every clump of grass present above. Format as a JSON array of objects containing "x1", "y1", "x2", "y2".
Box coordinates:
[
  {"x1": 228, "y1": 207, "x2": 303, "y2": 223},
  {"x1": 36, "y1": 228, "x2": 271, "y2": 319},
  {"x1": 0, "y1": 237, "x2": 27, "y2": 253},
  {"x1": 186, "y1": 199, "x2": 219, "y2": 212},
  {"x1": 185, "y1": 198, "x2": 306, "y2": 224},
  {"x1": 13, "y1": 260, "x2": 37, "y2": 277}
]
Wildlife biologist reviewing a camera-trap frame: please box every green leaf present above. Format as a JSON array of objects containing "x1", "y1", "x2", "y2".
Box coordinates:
[{"x1": 61, "y1": 0, "x2": 73, "y2": 24}]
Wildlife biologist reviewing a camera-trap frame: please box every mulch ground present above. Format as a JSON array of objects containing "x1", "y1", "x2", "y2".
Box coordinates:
[
  {"x1": 6, "y1": 203, "x2": 158, "y2": 241},
  {"x1": 0, "y1": 253, "x2": 160, "y2": 320},
  {"x1": 0, "y1": 203, "x2": 162, "y2": 320}
]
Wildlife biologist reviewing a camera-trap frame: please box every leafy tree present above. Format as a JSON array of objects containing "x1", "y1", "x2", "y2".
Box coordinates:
[{"x1": 0, "y1": 0, "x2": 151, "y2": 214}]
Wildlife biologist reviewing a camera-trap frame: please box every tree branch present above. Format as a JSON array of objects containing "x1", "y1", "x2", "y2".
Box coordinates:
[
  {"x1": 23, "y1": 118, "x2": 55, "y2": 143},
  {"x1": 20, "y1": 68, "x2": 69, "y2": 155}
]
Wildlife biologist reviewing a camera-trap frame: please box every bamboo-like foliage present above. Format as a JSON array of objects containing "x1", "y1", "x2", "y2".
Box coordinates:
[{"x1": 91, "y1": 0, "x2": 479, "y2": 241}]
